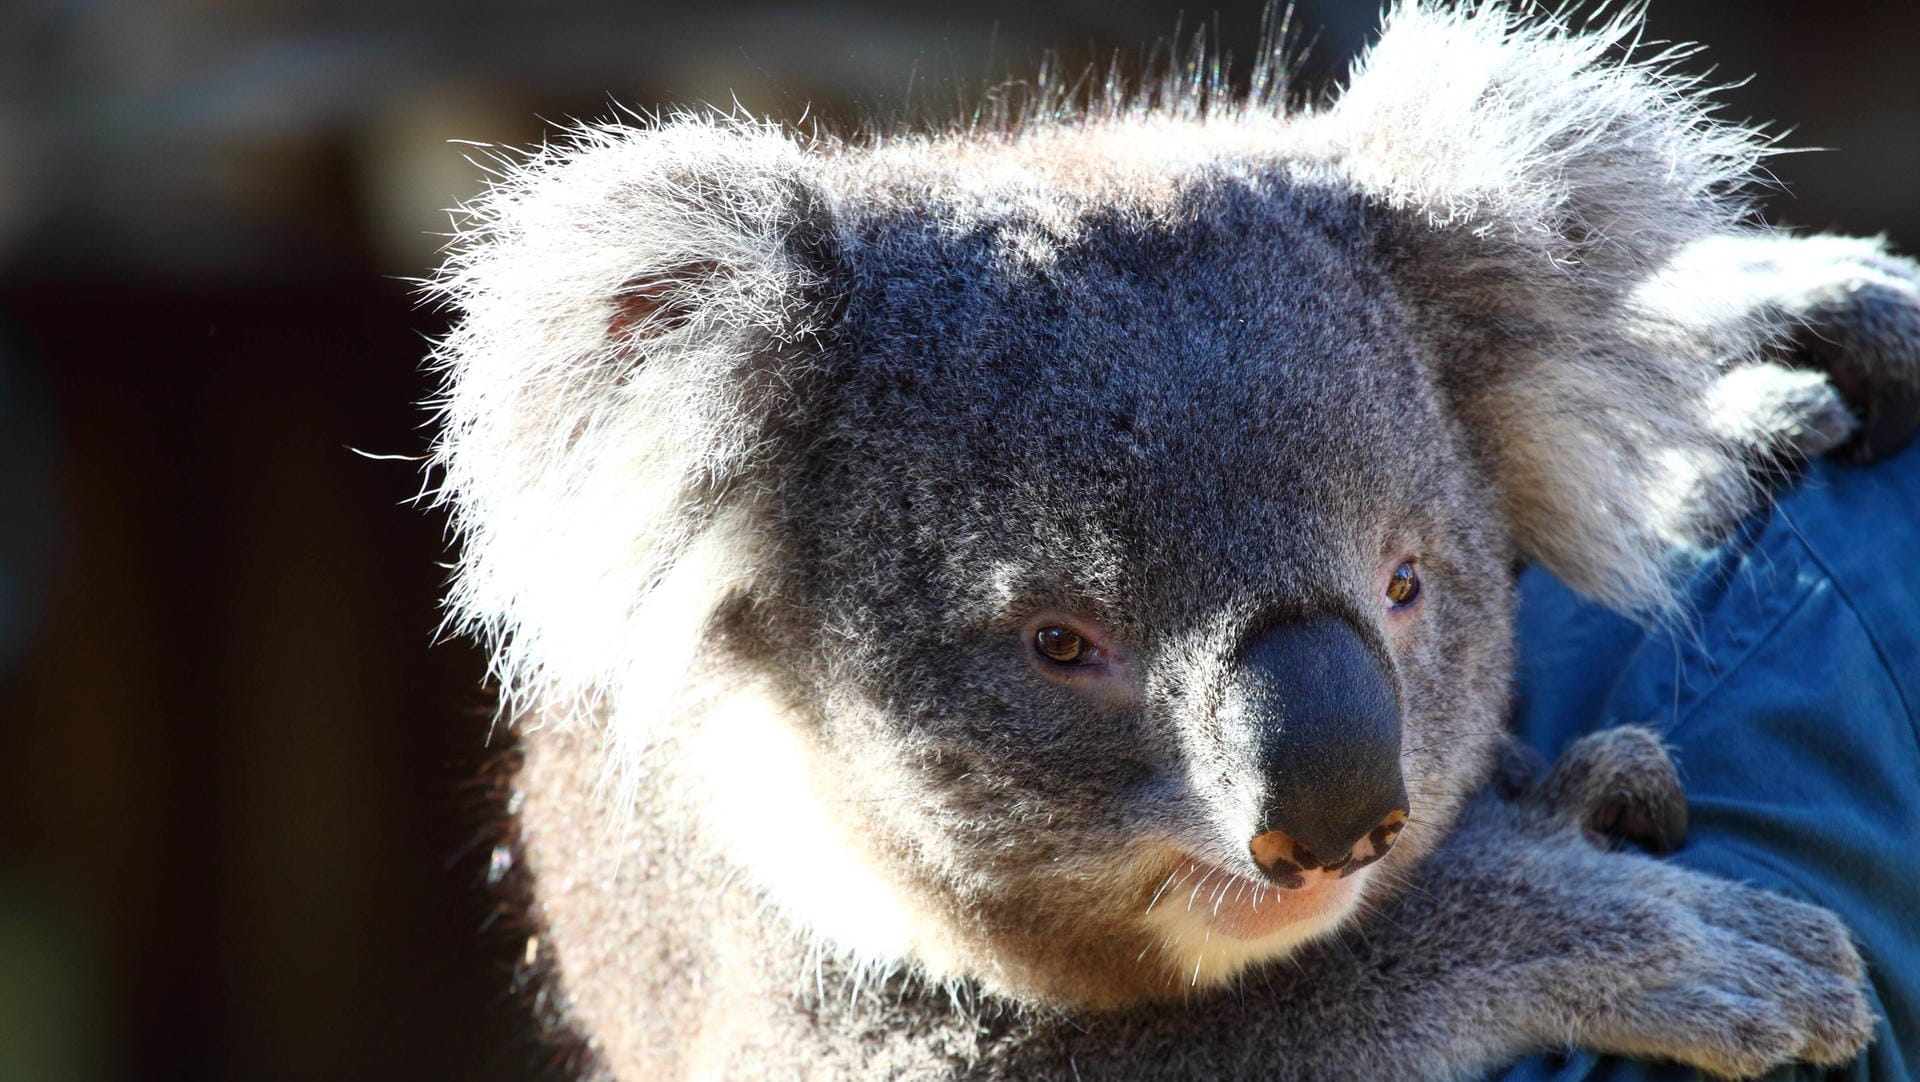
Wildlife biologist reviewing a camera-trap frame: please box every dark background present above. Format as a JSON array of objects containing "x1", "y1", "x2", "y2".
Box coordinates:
[{"x1": 0, "y1": 2, "x2": 1913, "y2": 1079}]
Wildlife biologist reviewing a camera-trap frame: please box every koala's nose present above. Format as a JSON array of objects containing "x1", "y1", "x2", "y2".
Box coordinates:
[{"x1": 1224, "y1": 617, "x2": 1409, "y2": 885}]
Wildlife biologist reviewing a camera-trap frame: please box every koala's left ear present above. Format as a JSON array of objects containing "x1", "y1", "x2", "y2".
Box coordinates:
[
  {"x1": 1318, "y1": 2, "x2": 1916, "y2": 611},
  {"x1": 426, "y1": 117, "x2": 839, "y2": 727}
]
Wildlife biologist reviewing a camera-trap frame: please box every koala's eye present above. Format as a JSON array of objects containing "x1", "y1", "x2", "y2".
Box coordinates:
[
  {"x1": 1034, "y1": 626, "x2": 1088, "y2": 664},
  {"x1": 1385, "y1": 560, "x2": 1421, "y2": 607},
  {"x1": 1024, "y1": 618, "x2": 1133, "y2": 698}
]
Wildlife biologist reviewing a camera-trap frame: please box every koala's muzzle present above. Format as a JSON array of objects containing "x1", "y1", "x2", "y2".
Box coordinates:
[{"x1": 1229, "y1": 618, "x2": 1408, "y2": 884}]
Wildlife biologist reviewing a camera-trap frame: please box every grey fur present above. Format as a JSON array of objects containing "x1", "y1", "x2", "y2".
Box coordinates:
[{"x1": 426, "y1": 3, "x2": 1915, "y2": 1078}]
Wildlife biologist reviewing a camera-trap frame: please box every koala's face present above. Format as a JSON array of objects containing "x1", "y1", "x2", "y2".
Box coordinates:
[
  {"x1": 751, "y1": 167, "x2": 1515, "y2": 1002},
  {"x1": 437, "y1": 17, "x2": 1780, "y2": 1008}
]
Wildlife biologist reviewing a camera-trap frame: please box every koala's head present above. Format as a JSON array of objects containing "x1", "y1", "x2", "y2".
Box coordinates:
[{"x1": 431, "y1": 4, "x2": 1780, "y2": 1009}]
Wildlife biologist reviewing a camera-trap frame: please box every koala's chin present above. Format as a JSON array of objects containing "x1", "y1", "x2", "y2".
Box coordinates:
[{"x1": 1133, "y1": 846, "x2": 1374, "y2": 990}]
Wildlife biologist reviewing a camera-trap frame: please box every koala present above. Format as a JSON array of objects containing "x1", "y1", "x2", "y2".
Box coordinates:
[{"x1": 425, "y1": 3, "x2": 1920, "y2": 1079}]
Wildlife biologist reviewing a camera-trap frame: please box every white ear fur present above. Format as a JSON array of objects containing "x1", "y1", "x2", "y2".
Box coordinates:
[
  {"x1": 426, "y1": 116, "x2": 830, "y2": 780},
  {"x1": 1318, "y1": 2, "x2": 1781, "y2": 612},
  {"x1": 1322, "y1": 1, "x2": 1765, "y2": 279}
]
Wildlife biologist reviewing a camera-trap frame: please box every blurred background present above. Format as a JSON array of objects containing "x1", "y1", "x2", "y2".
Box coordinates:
[{"x1": 0, "y1": 1, "x2": 1913, "y2": 1079}]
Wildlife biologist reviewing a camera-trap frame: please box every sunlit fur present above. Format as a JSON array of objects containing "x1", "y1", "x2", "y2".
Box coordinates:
[{"x1": 423, "y1": 3, "x2": 1903, "y2": 1078}]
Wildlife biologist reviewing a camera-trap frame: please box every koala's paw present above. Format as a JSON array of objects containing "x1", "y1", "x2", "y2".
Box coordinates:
[
  {"x1": 1768, "y1": 241, "x2": 1920, "y2": 463},
  {"x1": 1501, "y1": 729, "x2": 1873, "y2": 1075},
  {"x1": 1578, "y1": 875, "x2": 1875, "y2": 1079},
  {"x1": 1531, "y1": 726, "x2": 1688, "y2": 855}
]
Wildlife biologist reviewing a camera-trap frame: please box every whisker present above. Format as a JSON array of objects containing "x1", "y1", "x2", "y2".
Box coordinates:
[
  {"x1": 1187, "y1": 868, "x2": 1216, "y2": 913},
  {"x1": 1143, "y1": 865, "x2": 1187, "y2": 916},
  {"x1": 1404, "y1": 729, "x2": 1511, "y2": 754}
]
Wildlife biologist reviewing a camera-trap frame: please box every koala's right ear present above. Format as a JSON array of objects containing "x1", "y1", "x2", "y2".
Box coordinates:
[
  {"x1": 1318, "y1": 3, "x2": 1810, "y2": 613},
  {"x1": 426, "y1": 118, "x2": 837, "y2": 739}
]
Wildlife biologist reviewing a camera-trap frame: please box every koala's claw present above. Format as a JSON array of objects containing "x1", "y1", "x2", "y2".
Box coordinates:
[{"x1": 1533, "y1": 726, "x2": 1688, "y2": 854}]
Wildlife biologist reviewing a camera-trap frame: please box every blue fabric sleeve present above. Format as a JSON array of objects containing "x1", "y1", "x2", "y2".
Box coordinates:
[{"x1": 1493, "y1": 439, "x2": 1920, "y2": 1082}]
